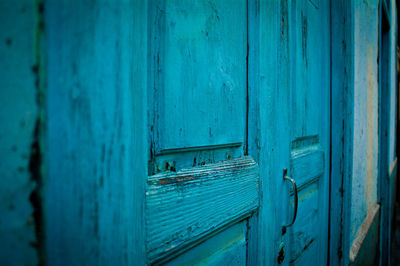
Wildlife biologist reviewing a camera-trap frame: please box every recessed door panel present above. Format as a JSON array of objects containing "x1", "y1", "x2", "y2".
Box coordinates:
[{"x1": 149, "y1": 0, "x2": 247, "y2": 153}]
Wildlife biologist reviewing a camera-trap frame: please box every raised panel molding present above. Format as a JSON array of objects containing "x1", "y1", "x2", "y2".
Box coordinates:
[{"x1": 146, "y1": 156, "x2": 259, "y2": 263}]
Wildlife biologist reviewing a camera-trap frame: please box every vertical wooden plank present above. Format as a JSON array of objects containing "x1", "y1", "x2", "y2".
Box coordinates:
[
  {"x1": 45, "y1": 1, "x2": 147, "y2": 265},
  {"x1": 0, "y1": 0, "x2": 41, "y2": 264},
  {"x1": 246, "y1": 0, "x2": 260, "y2": 263},
  {"x1": 247, "y1": 0, "x2": 290, "y2": 264},
  {"x1": 330, "y1": 0, "x2": 355, "y2": 265}
]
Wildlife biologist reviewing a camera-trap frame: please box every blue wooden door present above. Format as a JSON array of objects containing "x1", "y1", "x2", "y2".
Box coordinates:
[
  {"x1": 146, "y1": 0, "x2": 259, "y2": 264},
  {"x1": 145, "y1": 0, "x2": 330, "y2": 264},
  {"x1": 278, "y1": 0, "x2": 331, "y2": 264}
]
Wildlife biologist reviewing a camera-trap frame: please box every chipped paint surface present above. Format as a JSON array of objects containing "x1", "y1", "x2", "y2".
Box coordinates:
[
  {"x1": 148, "y1": 0, "x2": 247, "y2": 153},
  {"x1": 45, "y1": 1, "x2": 148, "y2": 265},
  {"x1": 146, "y1": 156, "x2": 259, "y2": 263},
  {"x1": 0, "y1": 0, "x2": 398, "y2": 265},
  {"x1": 0, "y1": 1, "x2": 40, "y2": 264}
]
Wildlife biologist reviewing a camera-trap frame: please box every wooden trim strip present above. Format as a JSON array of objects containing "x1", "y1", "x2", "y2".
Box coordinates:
[
  {"x1": 389, "y1": 157, "x2": 397, "y2": 179},
  {"x1": 349, "y1": 204, "x2": 380, "y2": 262},
  {"x1": 157, "y1": 142, "x2": 243, "y2": 155}
]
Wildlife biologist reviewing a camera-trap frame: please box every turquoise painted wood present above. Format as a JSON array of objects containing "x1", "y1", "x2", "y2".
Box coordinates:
[
  {"x1": 145, "y1": 0, "x2": 331, "y2": 264},
  {"x1": 45, "y1": 1, "x2": 148, "y2": 264},
  {"x1": 284, "y1": 1, "x2": 331, "y2": 264},
  {"x1": 330, "y1": 0, "x2": 355, "y2": 264},
  {"x1": 0, "y1": 0, "x2": 397, "y2": 265},
  {"x1": 249, "y1": 0, "x2": 331, "y2": 264},
  {"x1": 146, "y1": 157, "x2": 259, "y2": 263},
  {"x1": 148, "y1": 0, "x2": 247, "y2": 154},
  {"x1": 146, "y1": 0, "x2": 258, "y2": 263}
]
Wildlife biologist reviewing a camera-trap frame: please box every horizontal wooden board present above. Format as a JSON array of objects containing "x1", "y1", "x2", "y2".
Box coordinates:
[
  {"x1": 146, "y1": 156, "x2": 259, "y2": 263},
  {"x1": 290, "y1": 144, "x2": 324, "y2": 190}
]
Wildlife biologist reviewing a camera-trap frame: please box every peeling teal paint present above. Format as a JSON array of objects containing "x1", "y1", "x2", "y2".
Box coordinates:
[{"x1": 0, "y1": 0, "x2": 398, "y2": 265}]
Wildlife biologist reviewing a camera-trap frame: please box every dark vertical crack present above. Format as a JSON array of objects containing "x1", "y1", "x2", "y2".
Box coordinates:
[
  {"x1": 29, "y1": 119, "x2": 44, "y2": 265},
  {"x1": 29, "y1": 0, "x2": 45, "y2": 265}
]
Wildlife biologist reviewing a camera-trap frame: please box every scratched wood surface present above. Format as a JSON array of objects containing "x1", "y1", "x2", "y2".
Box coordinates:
[
  {"x1": 285, "y1": 0, "x2": 331, "y2": 264},
  {"x1": 330, "y1": 0, "x2": 355, "y2": 264},
  {"x1": 45, "y1": 1, "x2": 147, "y2": 264},
  {"x1": 290, "y1": 144, "x2": 324, "y2": 190},
  {"x1": 148, "y1": 0, "x2": 247, "y2": 152},
  {"x1": 146, "y1": 156, "x2": 259, "y2": 263}
]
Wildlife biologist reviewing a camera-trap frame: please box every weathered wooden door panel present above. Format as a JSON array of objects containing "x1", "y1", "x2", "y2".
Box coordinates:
[
  {"x1": 149, "y1": 0, "x2": 247, "y2": 153},
  {"x1": 146, "y1": 157, "x2": 258, "y2": 263},
  {"x1": 283, "y1": 0, "x2": 330, "y2": 264},
  {"x1": 147, "y1": 0, "x2": 257, "y2": 264}
]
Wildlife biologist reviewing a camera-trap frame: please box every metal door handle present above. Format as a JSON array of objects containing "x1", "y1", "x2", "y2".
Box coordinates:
[{"x1": 283, "y1": 169, "x2": 298, "y2": 227}]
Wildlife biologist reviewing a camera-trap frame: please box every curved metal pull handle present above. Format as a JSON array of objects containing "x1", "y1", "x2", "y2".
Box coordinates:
[{"x1": 283, "y1": 169, "x2": 298, "y2": 228}]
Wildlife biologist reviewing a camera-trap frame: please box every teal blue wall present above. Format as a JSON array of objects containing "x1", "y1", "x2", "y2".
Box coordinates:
[{"x1": 351, "y1": 0, "x2": 379, "y2": 244}]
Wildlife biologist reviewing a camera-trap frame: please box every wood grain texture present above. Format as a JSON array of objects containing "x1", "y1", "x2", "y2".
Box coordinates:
[
  {"x1": 330, "y1": 1, "x2": 355, "y2": 264},
  {"x1": 146, "y1": 156, "x2": 259, "y2": 263},
  {"x1": 290, "y1": 145, "x2": 324, "y2": 191},
  {"x1": 247, "y1": 0, "x2": 288, "y2": 264},
  {"x1": 45, "y1": 1, "x2": 147, "y2": 264},
  {"x1": 288, "y1": 183, "x2": 319, "y2": 265},
  {"x1": 284, "y1": 0, "x2": 331, "y2": 264},
  {"x1": 148, "y1": 0, "x2": 247, "y2": 152}
]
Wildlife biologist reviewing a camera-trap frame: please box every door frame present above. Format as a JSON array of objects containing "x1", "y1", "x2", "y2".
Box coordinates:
[{"x1": 329, "y1": 1, "x2": 355, "y2": 265}]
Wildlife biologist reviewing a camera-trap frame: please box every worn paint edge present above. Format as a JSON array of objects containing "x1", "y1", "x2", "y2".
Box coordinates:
[
  {"x1": 349, "y1": 203, "x2": 380, "y2": 262},
  {"x1": 388, "y1": 157, "x2": 397, "y2": 179}
]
